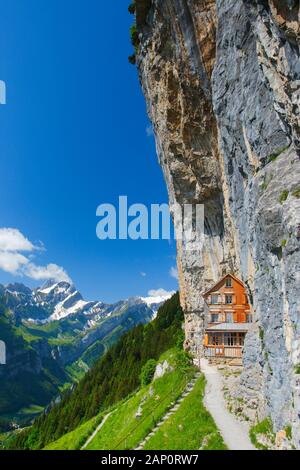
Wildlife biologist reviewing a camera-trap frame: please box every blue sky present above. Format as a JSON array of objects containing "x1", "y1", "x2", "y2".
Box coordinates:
[{"x1": 0, "y1": 0, "x2": 178, "y2": 302}]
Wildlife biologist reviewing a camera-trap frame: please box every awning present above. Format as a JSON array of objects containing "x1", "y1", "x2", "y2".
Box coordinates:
[{"x1": 206, "y1": 323, "x2": 252, "y2": 333}]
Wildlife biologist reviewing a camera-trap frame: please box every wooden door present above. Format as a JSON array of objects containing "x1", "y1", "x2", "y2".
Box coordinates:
[{"x1": 237, "y1": 312, "x2": 245, "y2": 323}]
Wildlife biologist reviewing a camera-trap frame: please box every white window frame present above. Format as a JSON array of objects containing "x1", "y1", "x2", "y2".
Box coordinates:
[
  {"x1": 211, "y1": 294, "x2": 219, "y2": 304},
  {"x1": 211, "y1": 313, "x2": 220, "y2": 323},
  {"x1": 225, "y1": 312, "x2": 234, "y2": 323}
]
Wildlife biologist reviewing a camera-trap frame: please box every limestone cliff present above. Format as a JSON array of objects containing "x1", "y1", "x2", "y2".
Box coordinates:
[{"x1": 135, "y1": 0, "x2": 300, "y2": 447}]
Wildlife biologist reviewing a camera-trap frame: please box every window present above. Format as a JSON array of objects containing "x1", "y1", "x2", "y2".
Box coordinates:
[
  {"x1": 211, "y1": 314, "x2": 220, "y2": 323},
  {"x1": 209, "y1": 334, "x2": 222, "y2": 346},
  {"x1": 224, "y1": 333, "x2": 237, "y2": 346},
  {"x1": 225, "y1": 312, "x2": 233, "y2": 323},
  {"x1": 211, "y1": 294, "x2": 219, "y2": 304},
  {"x1": 238, "y1": 334, "x2": 245, "y2": 346},
  {"x1": 223, "y1": 333, "x2": 245, "y2": 347},
  {"x1": 225, "y1": 278, "x2": 232, "y2": 288},
  {"x1": 225, "y1": 295, "x2": 233, "y2": 304}
]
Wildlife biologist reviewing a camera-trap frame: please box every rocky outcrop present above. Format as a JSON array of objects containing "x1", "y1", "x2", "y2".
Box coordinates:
[
  {"x1": 136, "y1": 0, "x2": 300, "y2": 447},
  {"x1": 154, "y1": 360, "x2": 173, "y2": 380}
]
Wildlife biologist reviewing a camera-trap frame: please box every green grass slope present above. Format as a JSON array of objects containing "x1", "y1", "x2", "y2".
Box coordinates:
[
  {"x1": 44, "y1": 415, "x2": 101, "y2": 451},
  {"x1": 85, "y1": 349, "x2": 194, "y2": 450},
  {"x1": 144, "y1": 375, "x2": 227, "y2": 450}
]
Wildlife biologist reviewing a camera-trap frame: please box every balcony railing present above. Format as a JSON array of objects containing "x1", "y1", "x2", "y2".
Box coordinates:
[{"x1": 205, "y1": 345, "x2": 243, "y2": 358}]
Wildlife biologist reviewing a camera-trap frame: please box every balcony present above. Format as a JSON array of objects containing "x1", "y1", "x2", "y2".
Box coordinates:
[{"x1": 205, "y1": 345, "x2": 243, "y2": 358}]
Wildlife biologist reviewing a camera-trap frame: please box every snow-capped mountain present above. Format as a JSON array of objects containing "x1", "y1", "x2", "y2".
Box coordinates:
[
  {"x1": 3, "y1": 280, "x2": 104, "y2": 324},
  {"x1": 33, "y1": 281, "x2": 107, "y2": 322},
  {"x1": 141, "y1": 292, "x2": 175, "y2": 316},
  {"x1": 2, "y1": 279, "x2": 172, "y2": 324}
]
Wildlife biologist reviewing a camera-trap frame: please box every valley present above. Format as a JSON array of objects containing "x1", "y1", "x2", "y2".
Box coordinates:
[
  {"x1": 4, "y1": 294, "x2": 228, "y2": 451},
  {"x1": 0, "y1": 280, "x2": 170, "y2": 430}
]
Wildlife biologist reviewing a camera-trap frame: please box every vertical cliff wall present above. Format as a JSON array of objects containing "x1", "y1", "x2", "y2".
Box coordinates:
[{"x1": 136, "y1": 0, "x2": 300, "y2": 447}]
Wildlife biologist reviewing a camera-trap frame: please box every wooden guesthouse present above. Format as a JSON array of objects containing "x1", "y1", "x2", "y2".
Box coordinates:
[{"x1": 203, "y1": 274, "x2": 253, "y2": 359}]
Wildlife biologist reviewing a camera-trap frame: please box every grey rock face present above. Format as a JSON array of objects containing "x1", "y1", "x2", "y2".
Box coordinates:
[
  {"x1": 136, "y1": 0, "x2": 300, "y2": 447},
  {"x1": 154, "y1": 360, "x2": 173, "y2": 380}
]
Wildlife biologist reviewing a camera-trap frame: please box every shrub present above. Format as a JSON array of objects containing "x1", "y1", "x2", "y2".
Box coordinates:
[
  {"x1": 250, "y1": 418, "x2": 275, "y2": 450},
  {"x1": 294, "y1": 364, "x2": 300, "y2": 375},
  {"x1": 267, "y1": 145, "x2": 289, "y2": 163},
  {"x1": 140, "y1": 359, "x2": 157, "y2": 386},
  {"x1": 128, "y1": 54, "x2": 136, "y2": 65},
  {"x1": 175, "y1": 328, "x2": 185, "y2": 350},
  {"x1": 128, "y1": 3, "x2": 136, "y2": 14},
  {"x1": 259, "y1": 327, "x2": 264, "y2": 342},
  {"x1": 130, "y1": 24, "x2": 139, "y2": 49},
  {"x1": 285, "y1": 424, "x2": 292, "y2": 440},
  {"x1": 260, "y1": 182, "x2": 268, "y2": 191},
  {"x1": 292, "y1": 188, "x2": 300, "y2": 199},
  {"x1": 175, "y1": 349, "x2": 192, "y2": 372},
  {"x1": 0, "y1": 417, "x2": 11, "y2": 433}
]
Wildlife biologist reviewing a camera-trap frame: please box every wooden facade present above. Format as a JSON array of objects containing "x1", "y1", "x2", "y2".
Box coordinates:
[{"x1": 203, "y1": 274, "x2": 253, "y2": 359}]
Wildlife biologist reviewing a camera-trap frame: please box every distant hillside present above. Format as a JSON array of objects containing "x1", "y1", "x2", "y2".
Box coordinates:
[
  {"x1": 0, "y1": 302, "x2": 68, "y2": 430},
  {"x1": 8, "y1": 293, "x2": 184, "y2": 450}
]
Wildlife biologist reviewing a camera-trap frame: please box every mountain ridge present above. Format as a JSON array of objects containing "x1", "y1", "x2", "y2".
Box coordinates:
[{"x1": 1, "y1": 279, "x2": 173, "y2": 324}]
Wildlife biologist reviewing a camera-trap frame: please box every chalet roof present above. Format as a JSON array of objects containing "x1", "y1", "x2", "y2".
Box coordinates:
[
  {"x1": 206, "y1": 323, "x2": 252, "y2": 332},
  {"x1": 203, "y1": 274, "x2": 246, "y2": 297}
]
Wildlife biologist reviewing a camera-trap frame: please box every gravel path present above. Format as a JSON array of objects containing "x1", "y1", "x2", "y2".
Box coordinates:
[{"x1": 201, "y1": 358, "x2": 255, "y2": 451}]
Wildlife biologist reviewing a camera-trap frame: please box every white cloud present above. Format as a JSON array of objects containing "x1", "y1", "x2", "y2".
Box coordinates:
[
  {"x1": 0, "y1": 251, "x2": 29, "y2": 274},
  {"x1": 170, "y1": 266, "x2": 179, "y2": 280},
  {"x1": 140, "y1": 272, "x2": 147, "y2": 277},
  {"x1": 24, "y1": 263, "x2": 71, "y2": 283},
  {"x1": 0, "y1": 228, "x2": 35, "y2": 252},
  {"x1": 148, "y1": 288, "x2": 175, "y2": 298},
  {"x1": 0, "y1": 227, "x2": 71, "y2": 284}
]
